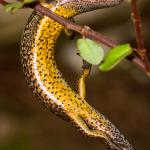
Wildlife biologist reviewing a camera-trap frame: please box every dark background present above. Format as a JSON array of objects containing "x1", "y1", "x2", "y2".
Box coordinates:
[{"x1": 0, "y1": 1, "x2": 150, "y2": 150}]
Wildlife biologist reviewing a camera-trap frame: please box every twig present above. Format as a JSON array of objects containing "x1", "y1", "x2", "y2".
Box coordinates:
[
  {"x1": 0, "y1": 0, "x2": 7, "y2": 4},
  {"x1": 34, "y1": 4, "x2": 117, "y2": 48},
  {"x1": 131, "y1": 0, "x2": 150, "y2": 75},
  {"x1": 33, "y1": 3, "x2": 146, "y2": 72},
  {"x1": 0, "y1": 1, "x2": 147, "y2": 74}
]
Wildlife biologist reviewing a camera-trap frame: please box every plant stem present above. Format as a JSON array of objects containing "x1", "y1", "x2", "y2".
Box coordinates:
[{"x1": 131, "y1": 0, "x2": 150, "y2": 75}]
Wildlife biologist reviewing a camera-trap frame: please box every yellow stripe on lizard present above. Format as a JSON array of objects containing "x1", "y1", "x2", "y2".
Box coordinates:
[{"x1": 21, "y1": 0, "x2": 133, "y2": 149}]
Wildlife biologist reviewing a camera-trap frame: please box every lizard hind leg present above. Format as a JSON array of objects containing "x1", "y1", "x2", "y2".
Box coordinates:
[
  {"x1": 70, "y1": 113, "x2": 109, "y2": 140},
  {"x1": 77, "y1": 60, "x2": 92, "y2": 99},
  {"x1": 69, "y1": 112, "x2": 133, "y2": 150}
]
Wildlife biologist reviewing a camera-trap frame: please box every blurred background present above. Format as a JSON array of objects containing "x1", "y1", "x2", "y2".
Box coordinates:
[{"x1": 0, "y1": 0, "x2": 150, "y2": 150}]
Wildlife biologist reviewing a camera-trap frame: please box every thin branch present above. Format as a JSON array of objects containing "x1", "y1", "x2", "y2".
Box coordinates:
[
  {"x1": 33, "y1": 3, "x2": 146, "y2": 72},
  {"x1": 131, "y1": 0, "x2": 150, "y2": 75},
  {"x1": 0, "y1": 1, "x2": 147, "y2": 74},
  {"x1": 34, "y1": 4, "x2": 117, "y2": 48},
  {"x1": 0, "y1": 0, "x2": 7, "y2": 4}
]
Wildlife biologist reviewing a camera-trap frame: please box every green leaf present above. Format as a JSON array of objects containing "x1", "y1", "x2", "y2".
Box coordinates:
[
  {"x1": 4, "y1": 2, "x2": 24, "y2": 12},
  {"x1": 77, "y1": 38, "x2": 104, "y2": 65},
  {"x1": 23, "y1": 0, "x2": 37, "y2": 4},
  {"x1": 3, "y1": 0, "x2": 37, "y2": 12},
  {"x1": 99, "y1": 43, "x2": 132, "y2": 71}
]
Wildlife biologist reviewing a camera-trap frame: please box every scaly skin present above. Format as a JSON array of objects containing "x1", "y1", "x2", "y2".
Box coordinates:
[{"x1": 21, "y1": 0, "x2": 133, "y2": 149}]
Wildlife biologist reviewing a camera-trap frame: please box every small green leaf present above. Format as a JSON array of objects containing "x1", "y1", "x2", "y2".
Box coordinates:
[
  {"x1": 77, "y1": 38, "x2": 104, "y2": 65},
  {"x1": 99, "y1": 43, "x2": 132, "y2": 71},
  {"x1": 23, "y1": 0, "x2": 37, "y2": 4},
  {"x1": 4, "y1": 2, "x2": 24, "y2": 12}
]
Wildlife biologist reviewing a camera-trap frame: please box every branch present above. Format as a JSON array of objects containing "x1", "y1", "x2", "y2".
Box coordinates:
[
  {"x1": 0, "y1": 1, "x2": 147, "y2": 74},
  {"x1": 0, "y1": 0, "x2": 7, "y2": 4},
  {"x1": 33, "y1": 3, "x2": 146, "y2": 73},
  {"x1": 131, "y1": 0, "x2": 150, "y2": 75}
]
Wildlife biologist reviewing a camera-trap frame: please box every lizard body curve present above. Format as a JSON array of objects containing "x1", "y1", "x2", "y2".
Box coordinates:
[{"x1": 21, "y1": 0, "x2": 133, "y2": 149}]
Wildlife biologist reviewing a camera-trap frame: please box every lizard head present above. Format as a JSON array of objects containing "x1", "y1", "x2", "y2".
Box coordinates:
[{"x1": 51, "y1": 0, "x2": 123, "y2": 14}]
